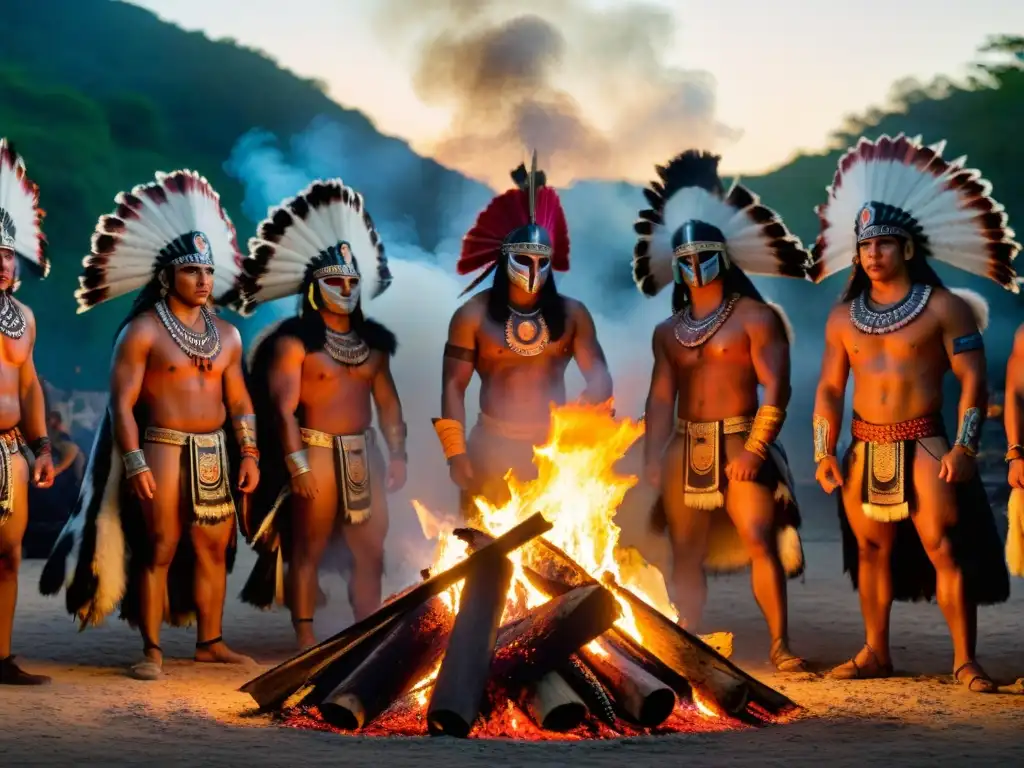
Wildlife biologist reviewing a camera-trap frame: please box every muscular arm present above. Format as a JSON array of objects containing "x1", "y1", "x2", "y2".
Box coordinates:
[
  {"x1": 748, "y1": 307, "x2": 791, "y2": 410},
  {"x1": 110, "y1": 320, "x2": 152, "y2": 454},
  {"x1": 812, "y1": 307, "x2": 851, "y2": 460},
  {"x1": 643, "y1": 325, "x2": 677, "y2": 468},
  {"x1": 221, "y1": 327, "x2": 256, "y2": 420},
  {"x1": 1003, "y1": 324, "x2": 1024, "y2": 451},
  {"x1": 440, "y1": 304, "x2": 479, "y2": 426},
  {"x1": 570, "y1": 302, "x2": 613, "y2": 404},
  {"x1": 267, "y1": 335, "x2": 307, "y2": 458},
  {"x1": 372, "y1": 355, "x2": 407, "y2": 459},
  {"x1": 17, "y1": 309, "x2": 47, "y2": 446},
  {"x1": 940, "y1": 294, "x2": 987, "y2": 453}
]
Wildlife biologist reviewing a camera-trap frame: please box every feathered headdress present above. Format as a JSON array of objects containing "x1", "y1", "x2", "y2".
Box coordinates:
[
  {"x1": 0, "y1": 138, "x2": 49, "y2": 282},
  {"x1": 235, "y1": 179, "x2": 391, "y2": 316},
  {"x1": 457, "y1": 151, "x2": 569, "y2": 296},
  {"x1": 75, "y1": 170, "x2": 241, "y2": 312},
  {"x1": 809, "y1": 133, "x2": 1020, "y2": 291},
  {"x1": 632, "y1": 150, "x2": 811, "y2": 295}
]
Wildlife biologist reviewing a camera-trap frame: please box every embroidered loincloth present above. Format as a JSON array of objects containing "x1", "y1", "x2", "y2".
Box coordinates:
[
  {"x1": 676, "y1": 416, "x2": 754, "y2": 510},
  {"x1": 0, "y1": 427, "x2": 24, "y2": 526},
  {"x1": 850, "y1": 414, "x2": 943, "y2": 522},
  {"x1": 144, "y1": 427, "x2": 235, "y2": 525},
  {"x1": 301, "y1": 427, "x2": 375, "y2": 525}
]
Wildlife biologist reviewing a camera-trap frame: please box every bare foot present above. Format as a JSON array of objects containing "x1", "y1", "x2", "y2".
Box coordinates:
[
  {"x1": 194, "y1": 638, "x2": 256, "y2": 665},
  {"x1": 293, "y1": 619, "x2": 316, "y2": 650}
]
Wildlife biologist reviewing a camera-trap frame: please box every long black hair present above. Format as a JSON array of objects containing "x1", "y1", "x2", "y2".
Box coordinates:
[
  {"x1": 485, "y1": 253, "x2": 568, "y2": 341},
  {"x1": 839, "y1": 240, "x2": 946, "y2": 303},
  {"x1": 670, "y1": 262, "x2": 766, "y2": 314}
]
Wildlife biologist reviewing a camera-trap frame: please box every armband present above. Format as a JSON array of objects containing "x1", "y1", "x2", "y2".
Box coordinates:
[
  {"x1": 30, "y1": 436, "x2": 51, "y2": 457},
  {"x1": 744, "y1": 405, "x2": 785, "y2": 460},
  {"x1": 443, "y1": 343, "x2": 476, "y2": 364},
  {"x1": 432, "y1": 417, "x2": 466, "y2": 460},
  {"x1": 1004, "y1": 444, "x2": 1023, "y2": 463},
  {"x1": 813, "y1": 414, "x2": 832, "y2": 464},
  {"x1": 954, "y1": 407, "x2": 982, "y2": 457},
  {"x1": 285, "y1": 449, "x2": 311, "y2": 478},
  {"x1": 123, "y1": 449, "x2": 150, "y2": 478},
  {"x1": 383, "y1": 421, "x2": 407, "y2": 462},
  {"x1": 952, "y1": 332, "x2": 984, "y2": 356}
]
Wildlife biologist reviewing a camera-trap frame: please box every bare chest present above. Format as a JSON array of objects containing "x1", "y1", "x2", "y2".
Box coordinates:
[
  {"x1": 302, "y1": 349, "x2": 376, "y2": 389},
  {"x1": 845, "y1": 316, "x2": 945, "y2": 369},
  {"x1": 0, "y1": 332, "x2": 31, "y2": 369},
  {"x1": 147, "y1": 335, "x2": 229, "y2": 386},
  {"x1": 476, "y1": 316, "x2": 573, "y2": 369},
  {"x1": 667, "y1": 317, "x2": 750, "y2": 372}
]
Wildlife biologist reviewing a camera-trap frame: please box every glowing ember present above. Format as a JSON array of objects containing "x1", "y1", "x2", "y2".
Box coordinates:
[{"x1": 275, "y1": 401, "x2": 791, "y2": 741}]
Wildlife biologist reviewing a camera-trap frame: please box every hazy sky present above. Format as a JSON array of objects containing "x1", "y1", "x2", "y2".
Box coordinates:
[{"x1": 128, "y1": 0, "x2": 1020, "y2": 179}]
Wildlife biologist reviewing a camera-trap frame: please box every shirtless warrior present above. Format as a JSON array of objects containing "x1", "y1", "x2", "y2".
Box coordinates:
[
  {"x1": 810, "y1": 134, "x2": 1014, "y2": 691},
  {"x1": 632, "y1": 150, "x2": 811, "y2": 670},
  {"x1": 1003, "y1": 323, "x2": 1024, "y2": 578},
  {"x1": 40, "y1": 170, "x2": 259, "y2": 680},
  {"x1": 237, "y1": 180, "x2": 405, "y2": 648},
  {"x1": 434, "y1": 154, "x2": 613, "y2": 520},
  {"x1": 0, "y1": 139, "x2": 54, "y2": 685}
]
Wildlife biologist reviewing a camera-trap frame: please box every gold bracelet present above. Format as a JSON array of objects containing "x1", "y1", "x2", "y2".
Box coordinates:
[
  {"x1": 1005, "y1": 444, "x2": 1023, "y2": 463},
  {"x1": 745, "y1": 405, "x2": 785, "y2": 459},
  {"x1": 432, "y1": 417, "x2": 466, "y2": 460},
  {"x1": 233, "y1": 414, "x2": 257, "y2": 450},
  {"x1": 813, "y1": 414, "x2": 832, "y2": 464}
]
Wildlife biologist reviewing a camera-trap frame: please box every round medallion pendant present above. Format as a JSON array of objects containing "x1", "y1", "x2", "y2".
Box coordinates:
[{"x1": 505, "y1": 310, "x2": 549, "y2": 357}]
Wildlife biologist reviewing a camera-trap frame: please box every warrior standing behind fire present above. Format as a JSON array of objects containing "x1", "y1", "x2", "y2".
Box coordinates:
[
  {"x1": 434, "y1": 154, "x2": 613, "y2": 522},
  {"x1": 809, "y1": 134, "x2": 1015, "y2": 692},
  {"x1": 0, "y1": 139, "x2": 54, "y2": 685},
  {"x1": 237, "y1": 180, "x2": 406, "y2": 649},
  {"x1": 632, "y1": 150, "x2": 813, "y2": 672},
  {"x1": 40, "y1": 170, "x2": 258, "y2": 681}
]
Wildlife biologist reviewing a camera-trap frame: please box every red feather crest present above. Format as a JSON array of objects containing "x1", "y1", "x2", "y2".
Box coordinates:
[{"x1": 458, "y1": 186, "x2": 570, "y2": 277}]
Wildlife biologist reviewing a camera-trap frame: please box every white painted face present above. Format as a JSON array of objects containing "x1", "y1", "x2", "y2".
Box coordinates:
[{"x1": 318, "y1": 274, "x2": 360, "y2": 314}]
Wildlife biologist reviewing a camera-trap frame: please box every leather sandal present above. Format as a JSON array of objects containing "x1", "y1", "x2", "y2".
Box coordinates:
[
  {"x1": 828, "y1": 644, "x2": 893, "y2": 680},
  {"x1": 954, "y1": 660, "x2": 996, "y2": 693}
]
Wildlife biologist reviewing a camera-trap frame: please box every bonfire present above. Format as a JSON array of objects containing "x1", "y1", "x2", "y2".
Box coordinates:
[{"x1": 241, "y1": 402, "x2": 799, "y2": 740}]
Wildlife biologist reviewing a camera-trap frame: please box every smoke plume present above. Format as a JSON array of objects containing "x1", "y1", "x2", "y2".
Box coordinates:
[
  {"x1": 372, "y1": 0, "x2": 741, "y2": 188},
  {"x1": 223, "y1": 118, "x2": 816, "y2": 618}
]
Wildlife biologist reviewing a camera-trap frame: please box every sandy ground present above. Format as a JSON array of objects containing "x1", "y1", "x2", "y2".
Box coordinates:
[{"x1": 2, "y1": 489, "x2": 1023, "y2": 767}]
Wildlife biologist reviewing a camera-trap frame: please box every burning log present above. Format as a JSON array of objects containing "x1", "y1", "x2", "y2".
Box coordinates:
[
  {"x1": 427, "y1": 554, "x2": 514, "y2": 738},
  {"x1": 242, "y1": 512, "x2": 553, "y2": 711},
  {"x1": 320, "y1": 595, "x2": 454, "y2": 730},
  {"x1": 523, "y1": 672, "x2": 587, "y2": 732},
  {"x1": 604, "y1": 575, "x2": 797, "y2": 721},
  {"x1": 558, "y1": 655, "x2": 617, "y2": 726},
  {"x1": 491, "y1": 583, "x2": 620, "y2": 684},
  {"x1": 579, "y1": 639, "x2": 675, "y2": 727},
  {"x1": 455, "y1": 528, "x2": 798, "y2": 722}
]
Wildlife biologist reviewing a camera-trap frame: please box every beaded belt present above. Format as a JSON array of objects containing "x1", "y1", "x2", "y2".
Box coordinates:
[{"x1": 851, "y1": 415, "x2": 943, "y2": 443}]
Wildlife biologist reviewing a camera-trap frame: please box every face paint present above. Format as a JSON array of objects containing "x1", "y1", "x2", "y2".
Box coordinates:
[
  {"x1": 318, "y1": 275, "x2": 360, "y2": 314},
  {"x1": 673, "y1": 251, "x2": 723, "y2": 288},
  {"x1": 507, "y1": 250, "x2": 551, "y2": 294}
]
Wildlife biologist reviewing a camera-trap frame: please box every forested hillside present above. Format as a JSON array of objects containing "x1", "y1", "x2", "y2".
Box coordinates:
[{"x1": 1, "y1": 0, "x2": 1020, "y2": 397}]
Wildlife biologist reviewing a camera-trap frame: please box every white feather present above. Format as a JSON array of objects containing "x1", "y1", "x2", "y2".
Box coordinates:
[
  {"x1": 813, "y1": 134, "x2": 1020, "y2": 291},
  {"x1": 77, "y1": 170, "x2": 241, "y2": 311},
  {"x1": 242, "y1": 179, "x2": 389, "y2": 309},
  {"x1": 0, "y1": 138, "x2": 47, "y2": 275}
]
